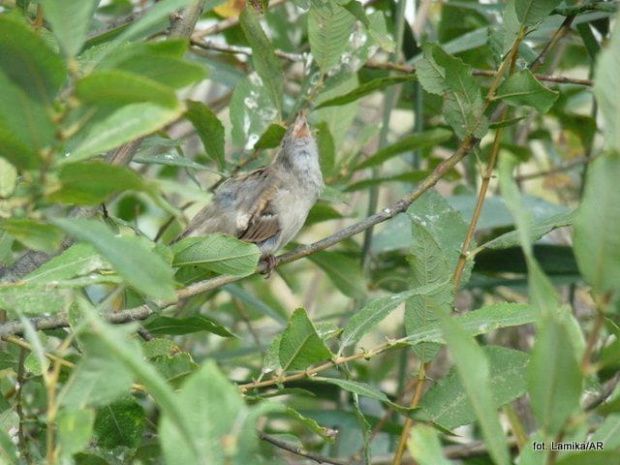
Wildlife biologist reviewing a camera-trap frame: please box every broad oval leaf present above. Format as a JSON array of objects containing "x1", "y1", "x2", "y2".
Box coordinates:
[
  {"x1": 279, "y1": 308, "x2": 332, "y2": 372},
  {"x1": 308, "y1": 1, "x2": 356, "y2": 72},
  {"x1": 340, "y1": 282, "x2": 446, "y2": 352},
  {"x1": 515, "y1": 0, "x2": 562, "y2": 26},
  {"x1": 0, "y1": 219, "x2": 63, "y2": 253},
  {"x1": 144, "y1": 315, "x2": 235, "y2": 338},
  {"x1": 172, "y1": 235, "x2": 260, "y2": 277},
  {"x1": 52, "y1": 218, "x2": 177, "y2": 301},
  {"x1": 50, "y1": 161, "x2": 151, "y2": 205},
  {"x1": 68, "y1": 102, "x2": 184, "y2": 162},
  {"x1": 76, "y1": 70, "x2": 178, "y2": 108},
  {"x1": 494, "y1": 70, "x2": 559, "y2": 112},
  {"x1": 0, "y1": 15, "x2": 67, "y2": 104}
]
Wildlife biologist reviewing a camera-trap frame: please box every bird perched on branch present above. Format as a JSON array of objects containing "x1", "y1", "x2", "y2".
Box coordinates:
[{"x1": 177, "y1": 112, "x2": 323, "y2": 269}]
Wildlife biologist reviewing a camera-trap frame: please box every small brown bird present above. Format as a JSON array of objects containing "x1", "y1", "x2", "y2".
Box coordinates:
[{"x1": 178, "y1": 112, "x2": 323, "y2": 264}]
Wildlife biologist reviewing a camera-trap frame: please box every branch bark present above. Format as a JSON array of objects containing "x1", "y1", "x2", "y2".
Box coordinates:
[{"x1": 0, "y1": 136, "x2": 477, "y2": 337}]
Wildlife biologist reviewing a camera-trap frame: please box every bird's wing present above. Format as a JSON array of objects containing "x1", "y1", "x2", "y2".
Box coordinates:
[{"x1": 219, "y1": 168, "x2": 283, "y2": 244}]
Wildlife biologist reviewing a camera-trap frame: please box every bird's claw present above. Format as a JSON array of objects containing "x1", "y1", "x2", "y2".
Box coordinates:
[{"x1": 262, "y1": 255, "x2": 277, "y2": 278}]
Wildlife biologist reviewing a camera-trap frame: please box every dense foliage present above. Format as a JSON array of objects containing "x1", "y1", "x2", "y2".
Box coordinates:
[{"x1": 0, "y1": 0, "x2": 619, "y2": 464}]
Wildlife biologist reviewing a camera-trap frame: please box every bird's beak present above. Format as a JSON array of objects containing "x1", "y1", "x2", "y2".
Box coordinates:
[{"x1": 291, "y1": 112, "x2": 311, "y2": 139}]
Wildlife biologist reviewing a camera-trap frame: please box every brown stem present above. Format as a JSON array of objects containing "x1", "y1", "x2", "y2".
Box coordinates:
[
  {"x1": 515, "y1": 155, "x2": 598, "y2": 181},
  {"x1": 452, "y1": 27, "x2": 526, "y2": 291},
  {"x1": 392, "y1": 363, "x2": 430, "y2": 465},
  {"x1": 15, "y1": 347, "x2": 30, "y2": 464}
]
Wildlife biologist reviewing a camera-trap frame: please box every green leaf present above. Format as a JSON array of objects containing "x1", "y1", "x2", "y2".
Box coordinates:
[
  {"x1": 340, "y1": 282, "x2": 447, "y2": 352},
  {"x1": 403, "y1": 303, "x2": 537, "y2": 345},
  {"x1": 52, "y1": 218, "x2": 177, "y2": 301},
  {"x1": 406, "y1": 190, "x2": 471, "y2": 360},
  {"x1": 0, "y1": 429, "x2": 19, "y2": 465},
  {"x1": 594, "y1": 16, "x2": 620, "y2": 152},
  {"x1": 76, "y1": 70, "x2": 178, "y2": 108},
  {"x1": 151, "y1": 351, "x2": 199, "y2": 384},
  {"x1": 50, "y1": 161, "x2": 150, "y2": 205},
  {"x1": 315, "y1": 122, "x2": 336, "y2": 177},
  {"x1": 24, "y1": 244, "x2": 107, "y2": 283},
  {"x1": 0, "y1": 15, "x2": 66, "y2": 104},
  {"x1": 439, "y1": 314, "x2": 510, "y2": 465},
  {"x1": 314, "y1": 73, "x2": 359, "y2": 148},
  {"x1": 309, "y1": 251, "x2": 366, "y2": 299},
  {"x1": 185, "y1": 101, "x2": 226, "y2": 169},
  {"x1": 483, "y1": 210, "x2": 573, "y2": 250},
  {"x1": 515, "y1": 0, "x2": 562, "y2": 26},
  {"x1": 224, "y1": 283, "x2": 287, "y2": 325},
  {"x1": 417, "y1": 44, "x2": 487, "y2": 139},
  {"x1": 367, "y1": 10, "x2": 396, "y2": 52},
  {"x1": 0, "y1": 284, "x2": 73, "y2": 316},
  {"x1": 574, "y1": 152, "x2": 620, "y2": 296},
  {"x1": 0, "y1": 71, "x2": 55, "y2": 169},
  {"x1": 407, "y1": 425, "x2": 452, "y2": 465},
  {"x1": 498, "y1": 154, "x2": 559, "y2": 317},
  {"x1": 159, "y1": 361, "x2": 246, "y2": 465},
  {"x1": 112, "y1": 54, "x2": 207, "y2": 89},
  {"x1": 73, "y1": 300, "x2": 195, "y2": 457},
  {"x1": 41, "y1": 0, "x2": 98, "y2": 57},
  {"x1": 95, "y1": 0, "x2": 193, "y2": 63},
  {"x1": 590, "y1": 414, "x2": 620, "y2": 449},
  {"x1": 57, "y1": 409, "x2": 95, "y2": 459},
  {"x1": 356, "y1": 128, "x2": 453, "y2": 170},
  {"x1": 230, "y1": 75, "x2": 278, "y2": 148},
  {"x1": 494, "y1": 70, "x2": 559, "y2": 112},
  {"x1": 94, "y1": 397, "x2": 145, "y2": 449},
  {"x1": 279, "y1": 308, "x2": 332, "y2": 372},
  {"x1": 555, "y1": 451, "x2": 620, "y2": 465},
  {"x1": 0, "y1": 158, "x2": 17, "y2": 197},
  {"x1": 317, "y1": 76, "x2": 417, "y2": 109},
  {"x1": 69, "y1": 102, "x2": 183, "y2": 162},
  {"x1": 59, "y1": 331, "x2": 135, "y2": 409},
  {"x1": 527, "y1": 319, "x2": 582, "y2": 436},
  {"x1": 240, "y1": 7, "x2": 284, "y2": 115},
  {"x1": 308, "y1": 1, "x2": 356, "y2": 72},
  {"x1": 420, "y1": 346, "x2": 529, "y2": 429},
  {"x1": 253, "y1": 123, "x2": 286, "y2": 150},
  {"x1": 0, "y1": 219, "x2": 63, "y2": 253},
  {"x1": 313, "y1": 377, "x2": 414, "y2": 416},
  {"x1": 144, "y1": 315, "x2": 234, "y2": 338},
  {"x1": 172, "y1": 235, "x2": 260, "y2": 277}
]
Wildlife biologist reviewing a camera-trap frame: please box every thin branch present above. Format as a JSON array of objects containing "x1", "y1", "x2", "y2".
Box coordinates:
[
  {"x1": 259, "y1": 433, "x2": 348, "y2": 465},
  {"x1": 169, "y1": 0, "x2": 207, "y2": 38},
  {"x1": 15, "y1": 347, "x2": 30, "y2": 463},
  {"x1": 453, "y1": 27, "x2": 526, "y2": 291},
  {"x1": 0, "y1": 135, "x2": 476, "y2": 337},
  {"x1": 515, "y1": 155, "x2": 597, "y2": 181},
  {"x1": 190, "y1": 37, "x2": 594, "y2": 87},
  {"x1": 529, "y1": 14, "x2": 577, "y2": 70},
  {"x1": 393, "y1": 363, "x2": 430, "y2": 465}
]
